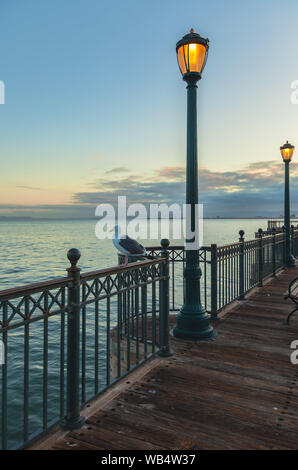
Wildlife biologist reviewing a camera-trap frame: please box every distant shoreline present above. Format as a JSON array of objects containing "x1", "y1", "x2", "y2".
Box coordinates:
[{"x1": 0, "y1": 216, "x2": 295, "y2": 222}]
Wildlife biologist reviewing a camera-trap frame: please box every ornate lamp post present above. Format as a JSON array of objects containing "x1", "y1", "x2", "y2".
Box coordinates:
[
  {"x1": 280, "y1": 140, "x2": 296, "y2": 266},
  {"x1": 173, "y1": 29, "x2": 215, "y2": 340}
]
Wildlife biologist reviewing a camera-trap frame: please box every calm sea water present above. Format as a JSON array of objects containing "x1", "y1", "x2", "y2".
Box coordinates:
[
  {"x1": 0, "y1": 219, "x2": 266, "y2": 290},
  {"x1": 0, "y1": 218, "x2": 267, "y2": 449}
]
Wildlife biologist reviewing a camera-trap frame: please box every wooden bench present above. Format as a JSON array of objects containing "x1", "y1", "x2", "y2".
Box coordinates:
[{"x1": 285, "y1": 277, "x2": 298, "y2": 325}]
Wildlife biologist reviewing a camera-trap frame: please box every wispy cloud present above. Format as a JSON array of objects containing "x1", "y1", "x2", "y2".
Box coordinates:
[
  {"x1": 104, "y1": 167, "x2": 130, "y2": 175},
  {"x1": 15, "y1": 185, "x2": 45, "y2": 191},
  {"x1": 153, "y1": 166, "x2": 185, "y2": 181},
  {"x1": 0, "y1": 204, "x2": 96, "y2": 219}
]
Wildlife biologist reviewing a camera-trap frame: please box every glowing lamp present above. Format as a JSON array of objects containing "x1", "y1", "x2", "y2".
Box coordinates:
[
  {"x1": 176, "y1": 28, "x2": 209, "y2": 79},
  {"x1": 280, "y1": 140, "x2": 294, "y2": 162}
]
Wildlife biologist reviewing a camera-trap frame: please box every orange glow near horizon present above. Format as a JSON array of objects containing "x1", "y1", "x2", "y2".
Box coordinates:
[{"x1": 0, "y1": 187, "x2": 73, "y2": 206}]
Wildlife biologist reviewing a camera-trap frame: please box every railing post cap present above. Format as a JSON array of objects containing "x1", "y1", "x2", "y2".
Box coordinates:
[
  {"x1": 161, "y1": 239, "x2": 170, "y2": 249},
  {"x1": 67, "y1": 248, "x2": 81, "y2": 267},
  {"x1": 258, "y1": 228, "x2": 263, "y2": 235},
  {"x1": 291, "y1": 224, "x2": 294, "y2": 229},
  {"x1": 239, "y1": 229, "x2": 245, "y2": 239}
]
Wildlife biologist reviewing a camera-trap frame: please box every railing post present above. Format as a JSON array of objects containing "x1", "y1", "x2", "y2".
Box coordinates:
[
  {"x1": 158, "y1": 239, "x2": 173, "y2": 357},
  {"x1": 1, "y1": 302, "x2": 8, "y2": 450},
  {"x1": 272, "y1": 227, "x2": 276, "y2": 277},
  {"x1": 60, "y1": 248, "x2": 85, "y2": 430},
  {"x1": 258, "y1": 228, "x2": 263, "y2": 287},
  {"x1": 291, "y1": 225, "x2": 294, "y2": 257},
  {"x1": 210, "y1": 244, "x2": 218, "y2": 319},
  {"x1": 239, "y1": 230, "x2": 245, "y2": 299},
  {"x1": 282, "y1": 225, "x2": 286, "y2": 266}
]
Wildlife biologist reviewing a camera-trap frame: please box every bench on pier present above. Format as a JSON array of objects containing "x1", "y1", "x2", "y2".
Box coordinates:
[{"x1": 284, "y1": 277, "x2": 298, "y2": 325}]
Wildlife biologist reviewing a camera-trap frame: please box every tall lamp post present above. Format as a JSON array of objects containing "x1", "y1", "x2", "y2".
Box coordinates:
[
  {"x1": 280, "y1": 140, "x2": 296, "y2": 266},
  {"x1": 173, "y1": 29, "x2": 215, "y2": 341}
]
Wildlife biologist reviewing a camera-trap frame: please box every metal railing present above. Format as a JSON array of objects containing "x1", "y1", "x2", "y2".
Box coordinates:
[
  {"x1": 149, "y1": 229, "x2": 298, "y2": 318},
  {"x1": 213, "y1": 229, "x2": 298, "y2": 314},
  {"x1": 1, "y1": 229, "x2": 297, "y2": 449},
  {"x1": 0, "y1": 241, "x2": 171, "y2": 450},
  {"x1": 292, "y1": 225, "x2": 298, "y2": 257},
  {"x1": 268, "y1": 219, "x2": 298, "y2": 230},
  {"x1": 146, "y1": 245, "x2": 212, "y2": 313}
]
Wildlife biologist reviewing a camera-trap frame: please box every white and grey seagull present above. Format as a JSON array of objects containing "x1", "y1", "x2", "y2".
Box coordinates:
[{"x1": 110, "y1": 225, "x2": 154, "y2": 266}]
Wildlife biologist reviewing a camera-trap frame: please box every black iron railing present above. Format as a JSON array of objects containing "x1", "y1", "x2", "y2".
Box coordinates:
[
  {"x1": 213, "y1": 229, "x2": 298, "y2": 314},
  {"x1": 146, "y1": 245, "x2": 212, "y2": 313},
  {"x1": 0, "y1": 242, "x2": 171, "y2": 450},
  {"x1": 292, "y1": 225, "x2": 298, "y2": 257},
  {"x1": 149, "y1": 229, "x2": 298, "y2": 318}
]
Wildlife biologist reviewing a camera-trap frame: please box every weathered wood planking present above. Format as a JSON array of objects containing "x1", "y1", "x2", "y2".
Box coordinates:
[{"x1": 33, "y1": 267, "x2": 298, "y2": 450}]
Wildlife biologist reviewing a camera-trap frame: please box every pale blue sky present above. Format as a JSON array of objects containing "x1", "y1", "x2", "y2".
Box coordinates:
[{"x1": 0, "y1": 0, "x2": 298, "y2": 217}]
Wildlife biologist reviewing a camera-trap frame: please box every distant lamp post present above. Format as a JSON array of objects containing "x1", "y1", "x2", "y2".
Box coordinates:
[
  {"x1": 280, "y1": 140, "x2": 296, "y2": 266},
  {"x1": 173, "y1": 29, "x2": 215, "y2": 341}
]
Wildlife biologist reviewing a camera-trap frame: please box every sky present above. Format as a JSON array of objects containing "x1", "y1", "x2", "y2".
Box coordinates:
[{"x1": 0, "y1": 0, "x2": 298, "y2": 218}]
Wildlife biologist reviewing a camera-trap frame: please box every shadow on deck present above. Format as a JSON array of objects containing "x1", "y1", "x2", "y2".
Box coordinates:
[{"x1": 30, "y1": 267, "x2": 298, "y2": 450}]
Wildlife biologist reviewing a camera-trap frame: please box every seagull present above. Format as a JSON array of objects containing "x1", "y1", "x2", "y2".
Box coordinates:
[{"x1": 110, "y1": 225, "x2": 154, "y2": 266}]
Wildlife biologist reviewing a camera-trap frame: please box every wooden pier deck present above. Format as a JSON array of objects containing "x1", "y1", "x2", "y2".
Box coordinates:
[{"x1": 30, "y1": 267, "x2": 298, "y2": 450}]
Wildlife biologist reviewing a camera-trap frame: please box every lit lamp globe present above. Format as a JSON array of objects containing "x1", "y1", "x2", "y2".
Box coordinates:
[
  {"x1": 176, "y1": 28, "x2": 209, "y2": 82},
  {"x1": 280, "y1": 141, "x2": 295, "y2": 162}
]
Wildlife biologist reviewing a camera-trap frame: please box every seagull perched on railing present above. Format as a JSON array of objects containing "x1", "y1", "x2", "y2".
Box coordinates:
[{"x1": 110, "y1": 225, "x2": 154, "y2": 266}]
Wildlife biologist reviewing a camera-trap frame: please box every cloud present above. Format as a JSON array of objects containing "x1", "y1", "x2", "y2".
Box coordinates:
[
  {"x1": 104, "y1": 167, "x2": 130, "y2": 175},
  {"x1": 74, "y1": 181, "x2": 185, "y2": 205},
  {"x1": 199, "y1": 161, "x2": 298, "y2": 192},
  {"x1": 15, "y1": 185, "x2": 45, "y2": 191},
  {"x1": 73, "y1": 160, "x2": 298, "y2": 217},
  {"x1": 154, "y1": 166, "x2": 185, "y2": 180},
  {"x1": 0, "y1": 204, "x2": 97, "y2": 219}
]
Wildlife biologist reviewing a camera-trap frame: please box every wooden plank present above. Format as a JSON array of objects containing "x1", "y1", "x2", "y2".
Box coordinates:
[
  {"x1": 28, "y1": 355, "x2": 163, "y2": 450},
  {"x1": 28, "y1": 266, "x2": 298, "y2": 450}
]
